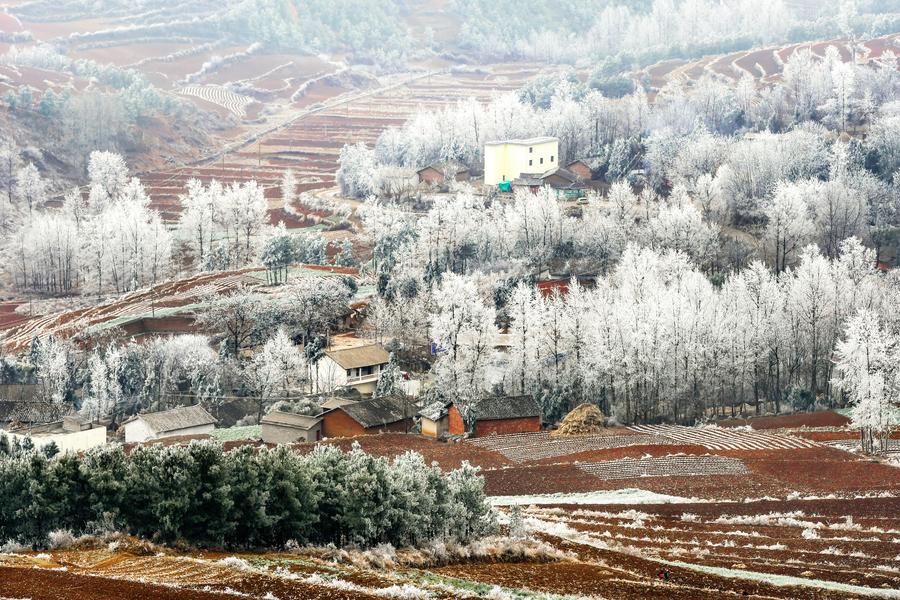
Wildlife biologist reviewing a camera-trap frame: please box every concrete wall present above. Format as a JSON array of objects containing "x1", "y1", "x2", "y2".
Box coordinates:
[
  {"x1": 474, "y1": 416, "x2": 541, "y2": 437},
  {"x1": 484, "y1": 139, "x2": 558, "y2": 185},
  {"x1": 421, "y1": 416, "x2": 448, "y2": 438},
  {"x1": 261, "y1": 422, "x2": 321, "y2": 444},
  {"x1": 4, "y1": 426, "x2": 107, "y2": 454}
]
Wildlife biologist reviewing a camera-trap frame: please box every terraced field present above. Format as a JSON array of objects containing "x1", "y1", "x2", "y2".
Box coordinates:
[
  {"x1": 3, "y1": 411, "x2": 899, "y2": 599},
  {"x1": 143, "y1": 64, "x2": 546, "y2": 222},
  {"x1": 179, "y1": 85, "x2": 255, "y2": 118},
  {"x1": 0, "y1": 264, "x2": 367, "y2": 352},
  {"x1": 640, "y1": 33, "x2": 900, "y2": 87}
]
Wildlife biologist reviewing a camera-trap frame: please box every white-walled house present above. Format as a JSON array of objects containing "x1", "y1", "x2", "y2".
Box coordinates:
[
  {"x1": 2, "y1": 417, "x2": 107, "y2": 454},
  {"x1": 314, "y1": 344, "x2": 390, "y2": 395},
  {"x1": 123, "y1": 405, "x2": 217, "y2": 443}
]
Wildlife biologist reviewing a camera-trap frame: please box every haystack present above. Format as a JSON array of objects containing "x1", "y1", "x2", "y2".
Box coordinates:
[{"x1": 552, "y1": 403, "x2": 607, "y2": 436}]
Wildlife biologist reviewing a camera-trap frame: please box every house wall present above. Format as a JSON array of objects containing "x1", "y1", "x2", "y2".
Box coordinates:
[
  {"x1": 156, "y1": 423, "x2": 215, "y2": 440},
  {"x1": 322, "y1": 410, "x2": 367, "y2": 437},
  {"x1": 124, "y1": 421, "x2": 214, "y2": 444},
  {"x1": 418, "y1": 167, "x2": 443, "y2": 185},
  {"x1": 473, "y1": 416, "x2": 541, "y2": 438},
  {"x1": 124, "y1": 419, "x2": 155, "y2": 443},
  {"x1": 420, "y1": 416, "x2": 448, "y2": 438},
  {"x1": 322, "y1": 410, "x2": 412, "y2": 438},
  {"x1": 484, "y1": 139, "x2": 558, "y2": 185},
  {"x1": 261, "y1": 422, "x2": 321, "y2": 444},
  {"x1": 567, "y1": 162, "x2": 592, "y2": 180},
  {"x1": 448, "y1": 405, "x2": 466, "y2": 435},
  {"x1": 4, "y1": 426, "x2": 107, "y2": 454}
]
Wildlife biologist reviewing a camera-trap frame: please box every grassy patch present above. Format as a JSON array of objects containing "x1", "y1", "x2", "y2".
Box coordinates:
[{"x1": 211, "y1": 425, "x2": 261, "y2": 441}]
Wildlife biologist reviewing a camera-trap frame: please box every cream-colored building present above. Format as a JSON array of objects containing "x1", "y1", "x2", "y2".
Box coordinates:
[
  {"x1": 314, "y1": 344, "x2": 390, "y2": 396},
  {"x1": 123, "y1": 405, "x2": 216, "y2": 443},
  {"x1": 484, "y1": 137, "x2": 559, "y2": 185}
]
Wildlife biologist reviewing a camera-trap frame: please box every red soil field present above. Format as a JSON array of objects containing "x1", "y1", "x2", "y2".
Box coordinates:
[
  {"x1": 0, "y1": 11, "x2": 22, "y2": 32},
  {"x1": 718, "y1": 410, "x2": 850, "y2": 429}
]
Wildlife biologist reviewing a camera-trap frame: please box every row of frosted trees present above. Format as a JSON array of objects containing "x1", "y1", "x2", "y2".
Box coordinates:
[{"x1": 0, "y1": 441, "x2": 495, "y2": 549}]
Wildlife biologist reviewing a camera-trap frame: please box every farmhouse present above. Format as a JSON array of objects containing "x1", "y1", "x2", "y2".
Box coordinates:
[
  {"x1": 260, "y1": 411, "x2": 322, "y2": 443},
  {"x1": 484, "y1": 136, "x2": 559, "y2": 185},
  {"x1": 123, "y1": 404, "x2": 217, "y2": 443},
  {"x1": 322, "y1": 395, "x2": 413, "y2": 437},
  {"x1": 565, "y1": 159, "x2": 594, "y2": 181},
  {"x1": 418, "y1": 400, "x2": 452, "y2": 438},
  {"x1": 314, "y1": 343, "x2": 390, "y2": 395},
  {"x1": 417, "y1": 161, "x2": 470, "y2": 186},
  {"x1": 2, "y1": 417, "x2": 107, "y2": 454},
  {"x1": 539, "y1": 166, "x2": 583, "y2": 189},
  {"x1": 448, "y1": 396, "x2": 542, "y2": 437}
]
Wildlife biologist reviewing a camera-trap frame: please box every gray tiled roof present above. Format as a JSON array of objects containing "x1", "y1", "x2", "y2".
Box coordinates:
[
  {"x1": 127, "y1": 405, "x2": 216, "y2": 434},
  {"x1": 475, "y1": 396, "x2": 541, "y2": 421},
  {"x1": 337, "y1": 395, "x2": 410, "y2": 428}
]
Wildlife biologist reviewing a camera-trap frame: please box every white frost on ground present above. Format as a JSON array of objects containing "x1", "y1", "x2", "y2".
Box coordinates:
[
  {"x1": 658, "y1": 559, "x2": 900, "y2": 599},
  {"x1": 489, "y1": 488, "x2": 696, "y2": 506},
  {"x1": 531, "y1": 514, "x2": 900, "y2": 599}
]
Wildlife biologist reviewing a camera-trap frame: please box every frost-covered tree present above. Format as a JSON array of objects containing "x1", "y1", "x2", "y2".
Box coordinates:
[
  {"x1": 429, "y1": 273, "x2": 497, "y2": 420},
  {"x1": 247, "y1": 329, "x2": 306, "y2": 421},
  {"x1": 280, "y1": 168, "x2": 297, "y2": 213},
  {"x1": 833, "y1": 309, "x2": 900, "y2": 454},
  {"x1": 87, "y1": 151, "x2": 128, "y2": 208},
  {"x1": 336, "y1": 142, "x2": 376, "y2": 198},
  {"x1": 763, "y1": 183, "x2": 816, "y2": 272},
  {"x1": 14, "y1": 162, "x2": 47, "y2": 214}
]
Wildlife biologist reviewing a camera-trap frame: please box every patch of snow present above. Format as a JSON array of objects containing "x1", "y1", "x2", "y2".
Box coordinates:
[{"x1": 490, "y1": 488, "x2": 696, "y2": 506}]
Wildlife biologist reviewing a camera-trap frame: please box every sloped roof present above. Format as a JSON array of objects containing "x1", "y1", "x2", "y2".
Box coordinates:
[
  {"x1": 418, "y1": 400, "x2": 450, "y2": 421},
  {"x1": 485, "y1": 136, "x2": 557, "y2": 146},
  {"x1": 540, "y1": 166, "x2": 580, "y2": 183},
  {"x1": 418, "y1": 160, "x2": 469, "y2": 175},
  {"x1": 321, "y1": 397, "x2": 358, "y2": 410},
  {"x1": 126, "y1": 405, "x2": 216, "y2": 433},
  {"x1": 261, "y1": 411, "x2": 322, "y2": 429},
  {"x1": 474, "y1": 396, "x2": 541, "y2": 421},
  {"x1": 324, "y1": 344, "x2": 389, "y2": 369},
  {"x1": 333, "y1": 395, "x2": 409, "y2": 429}
]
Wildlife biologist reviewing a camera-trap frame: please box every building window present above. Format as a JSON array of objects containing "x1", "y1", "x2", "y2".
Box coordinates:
[
  {"x1": 529, "y1": 159, "x2": 533, "y2": 166},
  {"x1": 346, "y1": 369, "x2": 351, "y2": 376},
  {"x1": 529, "y1": 147, "x2": 533, "y2": 153},
  {"x1": 540, "y1": 157, "x2": 544, "y2": 165},
  {"x1": 551, "y1": 155, "x2": 555, "y2": 162}
]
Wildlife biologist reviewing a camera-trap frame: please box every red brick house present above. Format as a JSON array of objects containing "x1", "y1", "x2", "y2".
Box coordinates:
[
  {"x1": 321, "y1": 395, "x2": 413, "y2": 438},
  {"x1": 417, "y1": 161, "x2": 470, "y2": 186},
  {"x1": 447, "y1": 396, "x2": 542, "y2": 437},
  {"x1": 565, "y1": 160, "x2": 593, "y2": 181}
]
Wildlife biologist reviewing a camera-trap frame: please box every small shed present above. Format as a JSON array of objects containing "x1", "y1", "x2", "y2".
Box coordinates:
[
  {"x1": 448, "y1": 396, "x2": 542, "y2": 437},
  {"x1": 418, "y1": 401, "x2": 451, "y2": 438},
  {"x1": 417, "y1": 160, "x2": 470, "y2": 186},
  {"x1": 123, "y1": 405, "x2": 217, "y2": 443},
  {"x1": 511, "y1": 176, "x2": 543, "y2": 194},
  {"x1": 261, "y1": 411, "x2": 322, "y2": 444},
  {"x1": 322, "y1": 395, "x2": 412, "y2": 438}
]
